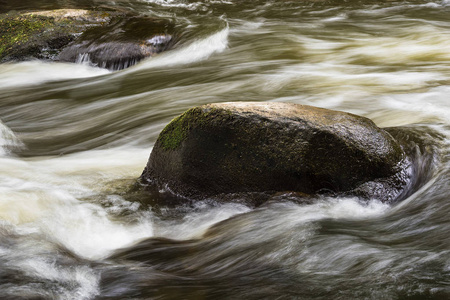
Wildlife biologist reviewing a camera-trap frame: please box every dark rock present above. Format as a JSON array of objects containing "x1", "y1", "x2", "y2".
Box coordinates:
[
  {"x1": 141, "y1": 102, "x2": 411, "y2": 202},
  {"x1": 0, "y1": 9, "x2": 176, "y2": 70},
  {"x1": 58, "y1": 16, "x2": 174, "y2": 70}
]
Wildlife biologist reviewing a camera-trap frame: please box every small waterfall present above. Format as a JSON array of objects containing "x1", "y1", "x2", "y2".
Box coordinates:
[{"x1": 76, "y1": 53, "x2": 95, "y2": 67}]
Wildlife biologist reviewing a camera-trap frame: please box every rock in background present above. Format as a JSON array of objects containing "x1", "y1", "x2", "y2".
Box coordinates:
[{"x1": 0, "y1": 8, "x2": 175, "y2": 70}]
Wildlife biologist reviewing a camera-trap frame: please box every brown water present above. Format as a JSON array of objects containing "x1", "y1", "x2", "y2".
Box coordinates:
[{"x1": 0, "y1": 0, "x2": 449, "y2": 299}]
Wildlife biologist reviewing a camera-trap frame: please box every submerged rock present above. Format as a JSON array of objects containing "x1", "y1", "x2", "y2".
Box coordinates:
[
  {"x1": 141, "y1": 102, "x2": 411, "y2": 203},
  {"x1": 0, "y1": 9, "x2": 175, "y2": 70}
]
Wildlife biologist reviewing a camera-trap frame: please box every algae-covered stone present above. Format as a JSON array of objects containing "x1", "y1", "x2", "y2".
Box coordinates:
[
  {"x1": 0, "y1": 9, "x2": 175, "y2": 70},
  {"x1": 0, "y1": 9, "x2": 111, "y2": 62},
  {"x1": 141, "y1": 102, "x2": 411, "y2": 202}
]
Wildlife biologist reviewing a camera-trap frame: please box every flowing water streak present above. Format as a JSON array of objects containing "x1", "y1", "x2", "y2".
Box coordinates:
[
  {"x1": 0, "y1": 0, "x2": 449, "y2": 299},
  {"x1": 125, "y1": 26, "x2": 229, "y2": 71},
  {"x1": 0, "y1": 61, "x2": 110, "y2": 89}
]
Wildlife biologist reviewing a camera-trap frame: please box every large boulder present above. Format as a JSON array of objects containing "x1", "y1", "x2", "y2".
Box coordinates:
[
  {"x1": 0, "y1": 9, "x2": 175, "y2": 70},
  {"x1": 141, "y1": 102, "x2": 411, "y2": 202}
]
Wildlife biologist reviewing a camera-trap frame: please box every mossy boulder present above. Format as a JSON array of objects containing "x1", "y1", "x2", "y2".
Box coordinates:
[
  {"x1": 0, "y1": 9, "x2": 111, "y2": 62},
  {"x1": 141, "y1": 102, "x2": 411, "y2": 202},
  {"x1": 0, "y1": 9, "x2": 175, "y2": 70}
]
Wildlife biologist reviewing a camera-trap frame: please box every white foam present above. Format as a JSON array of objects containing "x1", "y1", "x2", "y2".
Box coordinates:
[
  {"x1": 15, "y1": 257, "x2": 100, "y2": 299},
  {"x1": 39, "y1": 200, "x2": 154, "y2": 260},
  {"x1": 0, "y1": 144, "x2": 254, "y2": 259},
  {"x1": 0, "y1": 120, "x2": 23, "y2": 156},
  {"x1": 0, "y1": 147, "x2": 153, "y2": 260},
  {"x1": 0, "y1": 169, "x2": 153, "y2": 260}
]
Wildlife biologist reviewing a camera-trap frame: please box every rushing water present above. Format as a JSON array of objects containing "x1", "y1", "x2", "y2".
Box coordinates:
[{"x1": 1, "y1": 0, "x2": 450, "y2": 299}]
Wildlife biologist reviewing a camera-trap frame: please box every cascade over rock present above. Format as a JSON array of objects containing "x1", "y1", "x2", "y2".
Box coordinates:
[
  {"x1": 141, "y1": 102, "x2": 411, "y2": 203},
  {"x1": 58, "y1": 15, "x2": 174, "y2": 70}
]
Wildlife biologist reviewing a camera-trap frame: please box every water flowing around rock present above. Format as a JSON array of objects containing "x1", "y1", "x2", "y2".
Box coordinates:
[
  {"x1": 0, "y1": 9, "x2": 177, "y2": 70},
  {"x1": 0, "y1": 1, "x2": 449, "y2": 299},
  {"x1": 142, "y1": 102, "x2": 412, "y2": 203}
]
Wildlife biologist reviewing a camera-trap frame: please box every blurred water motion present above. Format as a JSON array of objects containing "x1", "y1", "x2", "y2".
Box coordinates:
[{"x1": 0, "y1": 0, "x2": 449, "y2": 299}]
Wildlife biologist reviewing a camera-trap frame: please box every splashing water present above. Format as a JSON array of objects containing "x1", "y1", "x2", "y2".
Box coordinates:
[{"x1": 0, "y1": 0, "x2": 449, "y2": 299}]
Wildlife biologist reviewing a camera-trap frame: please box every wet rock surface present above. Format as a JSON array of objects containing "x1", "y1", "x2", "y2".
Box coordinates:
[
  {"x1": 58, "y1": 16, "x2": 174, "y2": 70},
  {"x1": 141, "y1": 102, "x2": 412, "y2": 203},
  {"x1": 0, "y1": 8, "x2": 176, "y2": 70}
]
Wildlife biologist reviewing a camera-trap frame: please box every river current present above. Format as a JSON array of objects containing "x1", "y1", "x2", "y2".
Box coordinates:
[{"x1": 0, "y1": 0, "x2": 449, "y2": 299}]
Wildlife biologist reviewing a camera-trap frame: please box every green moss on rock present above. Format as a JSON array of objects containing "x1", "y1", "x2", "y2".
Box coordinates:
[
  {"x1": 0, "y1": 9, "x2": 117, "y2": 62},
  {"x1": 157, "y1": 107, "x2": 232, "y2": 150},
  {"x1": 0, "y1": 9, "x2": 177, "y2": 70},
  {"x1": 157, "y1": 108, "x2": 196, "y2": 150},
  {"x1": 0, "y1": 13, "x2": 53, "y2": 58},
  {"x1": 144, "y1": 102, "x2": 411, "y2": 203}
]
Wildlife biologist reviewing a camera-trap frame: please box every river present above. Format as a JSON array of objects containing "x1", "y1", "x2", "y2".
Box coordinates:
[{"x1": 0, "y1": 0, "x2": 449, "y2": 299}]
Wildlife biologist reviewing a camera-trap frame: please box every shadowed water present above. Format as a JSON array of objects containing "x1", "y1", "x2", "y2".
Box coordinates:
[{"x1": 0, "y1": 0, "x2": 449, "y2": 299}]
